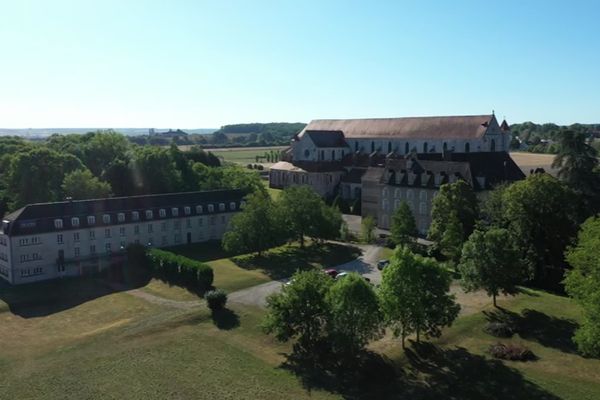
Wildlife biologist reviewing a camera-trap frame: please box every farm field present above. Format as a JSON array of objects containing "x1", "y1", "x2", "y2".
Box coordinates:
[
  {"x1": 510, "y1": 151, "x2": 558, "y2": 176},
  {"x1": 178, "y1": 146, "x2": 288, "y2": 165}
]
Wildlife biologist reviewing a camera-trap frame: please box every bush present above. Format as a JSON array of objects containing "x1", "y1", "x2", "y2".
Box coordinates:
[
  {"x1": 206, "y1": 289, "x2": 228, "y2": 311},
  {"x1": 147, "y1": 248, "x2": 214, "y2": 290},
  {"x1": 488, "y1": 343, "x2": 536, "y2": 361},
  {"x1": 484, "y1": 322, "x2": 515, "y2": 338}
]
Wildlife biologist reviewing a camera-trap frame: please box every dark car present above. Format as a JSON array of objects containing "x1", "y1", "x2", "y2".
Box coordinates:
[
  {"x1": 324, "y1": 269, "x2": 338, "y2": 279},
  {"x1": 377, "y1": 259, "x2": 390, "y2": 270}
]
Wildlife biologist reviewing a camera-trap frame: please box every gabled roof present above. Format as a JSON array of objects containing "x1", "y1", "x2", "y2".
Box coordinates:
[
  {"x1": 304, "y1": 130, "x2": 348, "y2": 148},
  {"x1": 299, "y1": 115, "x2": 496, "y2": 140}
]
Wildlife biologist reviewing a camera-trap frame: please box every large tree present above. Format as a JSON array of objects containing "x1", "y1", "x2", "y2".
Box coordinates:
[
  {"x1": 279, "y1": 186, "x2": 328, "y2": 247},
  {"x1": 458, "y1": 228, "x2": 525, "y2": 307},
  {"x1": 326, "y1": 273, "x2": 382, "y2": 356},
  {"x1": 129, "y1": 146, "x2": 183, "y2": 194},
  {"x1": 82, "y1": 130, "x2": 130, "y2": 176},
  {"x1": 428, "y1": 180, "x2": 478, "y2": 253},
  {"x1": 263, "y1": 270, "x2": 333, "y2": 356},
  {"x1": 361, "y1": 215, "x2": 376, "y2": 243},
  {"x1": 62, "y1": 169, "x2": 112, "y2": 200},
  {"x1": 222, "y1": 190, "x2": 283, "y2": 256},
  {"x1": 379, "y1": 246, "x2": 460, "y2": 348},
  {"x1": 390, "y1": 201, "x2": 418, "y2": 247},
  {"x1": 564, "y1": 216, "x2": 600, "y2": 357}
]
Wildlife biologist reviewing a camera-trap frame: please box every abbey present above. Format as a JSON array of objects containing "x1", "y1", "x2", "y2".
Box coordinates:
[{"x1": 269, "y1": 114, "x2": 524, "y2": 234}]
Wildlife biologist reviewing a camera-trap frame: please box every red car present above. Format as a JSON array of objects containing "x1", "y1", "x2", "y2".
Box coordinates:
[{"x1": 324, "y1": 269, "x2": 338, "y2": 279}]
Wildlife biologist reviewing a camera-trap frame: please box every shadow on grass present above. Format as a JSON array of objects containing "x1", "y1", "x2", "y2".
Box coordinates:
[
  {"x1": 165, "y1": 240, "x2": 235, "y2": 263},
  {"x1": 280, "y1": 342, "x2": 559, "y2": 400},
  {"x1": 211, "y1": 308, "x2": 240, "y2": 330},
  {"x1": 231, "y1": 242, "x2": 362, "y2": 280},
  {"x1": 484, "y1": 308, "x2": 578, "y2": 354}
]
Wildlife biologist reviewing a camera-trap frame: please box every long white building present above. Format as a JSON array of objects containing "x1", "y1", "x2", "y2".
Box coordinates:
[{"x1": 0, "y1": 190, "x2": 244, "y2": 285}]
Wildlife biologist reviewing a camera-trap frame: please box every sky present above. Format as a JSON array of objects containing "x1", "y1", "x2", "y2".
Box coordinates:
[{"x1": 0, "y1": 0, "x2": 599, "y2": 128}]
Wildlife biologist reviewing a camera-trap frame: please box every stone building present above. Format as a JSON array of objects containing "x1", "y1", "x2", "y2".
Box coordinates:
[
  {"x1": 269, "y1": 114, "x2": 524, "y2": 233},
  {"x1": 0, "y1": 190, "x2": 244, "y2": 285}
]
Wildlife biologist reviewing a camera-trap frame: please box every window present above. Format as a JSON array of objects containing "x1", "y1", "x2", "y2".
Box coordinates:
[
  {"x1": 119, "y1": 227, "x2": 126, "y2": 237},
  {"x1": 145, "y1": 210, "x2": 153, "y2": 219},
  {"x1": 57, "y1": 234, "x2": 63, "y2": 244},
  {"x1": 117, "y1": 213, "x2": 125, "y2": 223},
  {"x1": 210, "y1": 216, "x2": 216, "y2": 226},
  {"x1": 320, "y1": 150, "x2": 324, "y2": 160},
  {"x1": 354, "y1": 142, "x2": 358, "y2": 152},
  {"x1": 304, "y1": 149, "x2": 310, "y2": 158},
  {"x1": 186, "y1": 219, "x2": 191, "y2": 228},
  {"x1": 490, "y1": 139, "x2": 496, "y2": 152},
  {"x1": 162, "y1": 236, "x2": 168, "y2": 245},
  {"x1": 196, "y1": 205, "x2": 203, "y2": 214},
  {"x1": 382, "y1": 199, "x2": 389, "y2": 211},
  {"x1": 71, "y1": 217, "x2": 80, "y2": 227},
  {"x1": 218, "y1": 203, "x2": 225, "y2": 212},
  {"x1": 394, "y1": 188, "x2": 401, "y2": 198},
  {"x1": 148, "y1": 224, "x2": 153, "y2": 233},
  {"x1": 120, "y1": 241, "x2": 126, "y2": 249},
  {"x1": 405, "y1": 142, "x2": 409, "y2": 154},
  {"x1": 134, "y1": 225, "x2": 140, "y2": 235},
  {"x1": 443, "y1": 142, "x2": 448, "y2": 152},
  {"x1": 171, "y1": 207, "x2": 179, "y2": 217},
  {"x1": 89, "y1": 230, "x2": 96, "y2": 240},
  {"x1": 420, "y1": 190, "x2": 427, "y2": 201},
  {"x1": 103, "y1": 214, "x2": 111, "y2": 224},
  {"x1": 465, "y1": 142, "x2": 470, "y2": 153},
  {"x1": 132, "y1": 211, "x2": 140, "y2": 221},
  {"x1": 90, "y1": 245, "x2": 96, "y2": 254},
  {"x1": 388, "y1": 142, "x2": 392, "y2": 153},
  {"x1": 229, "y1": 202, "x2": 236, "y2": 211},
  {"x1": 159, "y1": 209, "x2": 166, "y2": 218},
  {"x1": 240, "y1": 201, "x2": 246, "y2": 208},
  {"x1": 173, "y1": 220, "x2": 181, "y2": 230},
  {"x1": 382, "y1": 187, "x2": 388, "y2": 197},
  {"x1": 221, "y1": 216, "x2": 226, "y2": 224},
  {"x1": 73, "y1": 232, "x2": 80, "y2": 242},
  {"x1": 208, "y1": 204, "x2": 214, "y2": 213},
  {"x1": 161, "y1": 222, "x2": 167, "y2": 232},
  {"x1": 19, "y1": 238, "x2": 28, "y2": 246},
  {"x1": 419, "y1": 202, "x2": 427, "y2": 215},
  {"x1": 105, "y1": 228, "x2": 111, "y2": 238},
  {"x1": 184, "y1": 206, "x2": 191, "y2": 215},
  {"x1": 105, "y1": 243, "x2": 111, "y2": 253},
  {"x1": 198, "y1": 217, "x2": 204, "y2": 226},
  {"x1": 54, "y1": 219, "x2": 63, "y2": 229},
  {"x1": 174, "y1": 234, "x2": 181, "y2": 243},
  {"x1": 331, "y1": 150, "x2": 335, "y2": 160},
  {"x1": 423, "y1": 142, "x2": 428, "y2": 153},
  {"x1": 74, "y1": 247, "x2": 80, "y2": 257},
  {"x1": 87, "y1": 216, "x2": 96, "y2": 225}
]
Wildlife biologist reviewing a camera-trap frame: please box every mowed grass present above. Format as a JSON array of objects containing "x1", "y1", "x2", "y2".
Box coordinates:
[
  {"x1": 510, "y1": 151, "x2": 559, "y2": 176},
  {"x1": 210, "y1": 146, "x2": 287, "y2": 164}
]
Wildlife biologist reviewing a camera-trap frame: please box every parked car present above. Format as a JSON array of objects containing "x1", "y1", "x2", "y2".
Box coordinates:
[
  {"x1": 377, "y1": 259, "x2": 390, "y2": 270},
  {"x1": 334, "y1": 271, "x2": 349, "y2": 280},
  {"x1": 324, "y1": 269, "x2": 338, "y2": 279}
]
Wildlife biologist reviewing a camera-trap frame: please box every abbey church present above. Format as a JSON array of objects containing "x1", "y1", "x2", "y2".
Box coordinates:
[{"x1": 269, "y1": 114, "x2": 525, "y2": 234}]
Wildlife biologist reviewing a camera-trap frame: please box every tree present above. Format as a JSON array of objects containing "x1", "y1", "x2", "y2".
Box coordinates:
[
  {"x1": 379, "y1": 246, "x2": 460, "y2": 348},
  {"x1": 310, "y1": 204, "x2": 343, "y2": 243},
  {"x1": 263, "y1": 270, "x2": 333, "y2": 356},
  {"x1": 222, "y1": 190, "x2": 283, "y2": 256},
  {"x1": 82, "y1": 130, "x2": 130, "y2": 176},
  {"x1": 129, "y1": 146, "x2": 182, "y2": 194},
  {"x1": 439, "y1": 211, "x2": 464, "y2": 264},
  {"x1": 279, "y1": 186, "x2": 325, "y2": 247},
  {"x1": 102, "y1": 159, "x2": 135, "y2": 197},
  {"x1": 564, "y1": 216, "x2": 600, "y2": 356},
  {"x1": 62, "y1": 169, "x2": 112, "y2": 200},
  {"x1": 458, "y1": 228, "x2": 525, "y2": 307},
  {"x1": 390, "y1": 201, "x2": 417, "y2": 247},
  {"x1": 428, "y1": 181, "x2": 478, "y2": 252},
  {"x1": 326, "y1": 273, "x2": 382, "y2": 356},
  {"x1": 501, "y1": 173, "x2": 578, "y2": 285},
  {"x1": 361, "y1": 215, "x2": 376, "y2": 243}
]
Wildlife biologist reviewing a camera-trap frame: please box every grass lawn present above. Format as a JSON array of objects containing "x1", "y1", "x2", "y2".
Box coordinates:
[
  {"x1": 210, "y1": 146, "x2": 287, "y2": 164},
  {"x1": 140, "y1": 278, "x2": 202, "y2": 301},
  {"x1": 262, "y1": 180, "x2": 282, "y2": 200}
]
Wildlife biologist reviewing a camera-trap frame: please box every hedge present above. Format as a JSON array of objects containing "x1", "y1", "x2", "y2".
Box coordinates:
[{"x1": 147, "y1": 248, "x2": 214, "y2": 291}]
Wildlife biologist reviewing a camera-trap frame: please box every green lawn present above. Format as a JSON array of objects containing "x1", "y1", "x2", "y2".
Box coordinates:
[{"x1": 210, "y1": 146, "x2": 287, "y2": 164}]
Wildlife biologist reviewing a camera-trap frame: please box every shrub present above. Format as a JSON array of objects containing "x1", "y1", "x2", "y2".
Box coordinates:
[
  {"x1": 488, "y1": 343, "x2": 536, "y2": 361},
  {"x1": 484, "y1": 322, "x2": 515, "y2": 338},
  {"x1": 206, "y1": 289, "x2": 228, "y2": 311}
]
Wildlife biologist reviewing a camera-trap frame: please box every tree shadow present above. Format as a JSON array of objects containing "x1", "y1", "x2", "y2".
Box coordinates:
[
  {"x1": 484, "y1": 308, "x2": 578, "y2": 354},
  {"x1": 211, "y1": 307, "x2": 240, "y2": 330},
  {"x1": 232, "y1": 242, "x2": 362, "y2": 280}
]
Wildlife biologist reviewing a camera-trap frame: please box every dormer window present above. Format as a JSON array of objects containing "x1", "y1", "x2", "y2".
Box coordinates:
[
  {"x1": 87, "y1": 216, "x2": 96, "y2": 225},
  {"x1": 145, "y1": 210, "x2": 153, "y2": 219},
  {"x1": 103, "y1": 214, "x2": 111, "y2": 224},
  {"x1": 218, "y1": 203, "x2": 225, "y2": 212},
  {"x1": 171, "y1": 208, "x2": 179, "y2": 217},
  {"x1": 196, "y1": 205, "x2": 203, "y2": 214},
  {"x1": 132, "y1": 211, "x2": 139, "y2": 221},
  {"x1": 71, "y1": 217, "x2": 80, "y2": 227},
  {"x1": 117, "y1": 213, "x2": 125, "y2": 223},
  {"x1": 159, "y1": 209, "x2": 166, "y2": 218},
  {"x1": 184, "y1": 206, "x2": 191, "y2": 215},
  {"x1": 207, "y1": 204, "x2": 214, "y2": 213},
  {"x1": 54, "y1": 219, "x2": 63, "y2": 229},
  {"x1": 230, "y1": 202, "x2": 236, "y2": 211}
]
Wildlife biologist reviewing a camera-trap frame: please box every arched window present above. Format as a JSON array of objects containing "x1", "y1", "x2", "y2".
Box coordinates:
[
  {"x1": 423, "y1": 142, "x2": 428, "y2": 153},
  {"x1": 465, "y1": 142, "x2": 470, "y2": 153},
  {"x1": 331, "y1": 150, "x2": 335, "y2": 160},
  {"x1": 304, "y1": 149, "x2": 310, "y2": 158},
  {"x1": 388, "y1": 142, "x2": 392, "y2": 153},
  {"x1": 321, "y1": 150, "x2": 325, "y2": 160},
  {"x1": 443, "y1": 142, "x2": 448, "y2": 152},
  {"x1": 490, "y1": 139, "x2": 496, "y2": 152},
  {"x1": 371, "y1": 142, "x2": 375, "y2": 153},
  {"x1": 405, "y1": 142, "x2": 409, "y2": 154},
  {"x1": 354, "y1": 142, "x2": 358, "y2": 152}
]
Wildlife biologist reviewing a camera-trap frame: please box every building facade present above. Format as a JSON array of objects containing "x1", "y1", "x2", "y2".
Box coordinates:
[
  {"x1": 269, "y1": 114, "x2": 524, "y2": 233},
  {"x1": 0, "y1": 190, "x2": 244, "y2": 285}
]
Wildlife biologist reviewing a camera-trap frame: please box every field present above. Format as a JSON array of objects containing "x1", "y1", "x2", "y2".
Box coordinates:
[
  {"x1": 179, "y1": 146, "x2": 288, "y2": 165},
  {"x1": 1, "y1": 242, "x2": 599, "y2": 399},
  {"x1": 510, "y1": 151, "x2": 558, "y2": 176}
]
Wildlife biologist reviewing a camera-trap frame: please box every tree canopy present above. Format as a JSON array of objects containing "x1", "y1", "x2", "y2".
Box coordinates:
[
  {"x1": 62, "y1": 169, "x2": 112, "y2": 200},
  {"x1": 390, "y1": 201, "x2": 418, "y2": 247}
]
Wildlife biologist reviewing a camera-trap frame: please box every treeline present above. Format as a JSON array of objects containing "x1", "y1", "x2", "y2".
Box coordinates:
[
  {"x1": 511, "y1": 122, "x2": 600, "y2": 153},
  {"x1": 0, "y1": 130, "x2": 264, "y2": 217},
  {"x1": 211, "y1": 122, "x2": 306, "y2": 146}
]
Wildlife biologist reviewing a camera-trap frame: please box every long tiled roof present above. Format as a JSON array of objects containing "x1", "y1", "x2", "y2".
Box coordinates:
[
  {"x1": 2, "y1": 190, "x2": 245, "y2": 236},
  {"x1": 299, "y1": 115, "x2": 497, "y2": 140}
]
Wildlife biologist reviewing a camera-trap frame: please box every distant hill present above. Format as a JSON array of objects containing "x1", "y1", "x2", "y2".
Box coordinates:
[
  {"x1": 210, "y1": 122, "x2": 306, "y2": 146},
  {"x1": 0, "y1": 128, "x2": 217, "y2": 138}
]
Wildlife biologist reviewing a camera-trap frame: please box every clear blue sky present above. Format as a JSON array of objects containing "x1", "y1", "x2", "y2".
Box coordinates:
[{"x1": 1, "y1": 0, "x2": 599, "y2": 128}]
